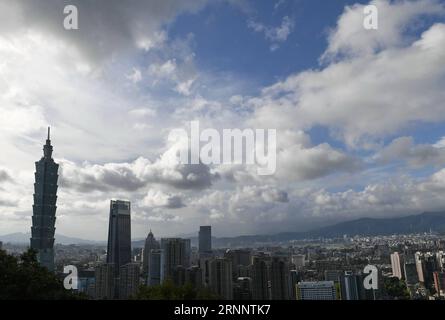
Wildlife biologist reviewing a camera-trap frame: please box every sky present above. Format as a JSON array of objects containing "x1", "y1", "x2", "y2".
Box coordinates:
[{"x1": 0, "y1": 0, "x2": 445, "y2": 240}]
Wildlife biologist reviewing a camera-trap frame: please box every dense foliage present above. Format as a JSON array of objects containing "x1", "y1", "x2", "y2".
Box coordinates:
[
  {"x1": 0, "y1": 248, "x2": 84, "y2": 300},
  {"x1": 383, "y1": 277, "x2": 410, "y2": 300},
  {"x1": 135, "y1": 279, "x2": 220, "y2": 300}
]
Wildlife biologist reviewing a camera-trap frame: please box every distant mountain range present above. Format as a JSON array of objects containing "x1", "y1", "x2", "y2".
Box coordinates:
[
  {"x1": 0, "y1": 232, "x2": 104, "y2": 245},
  {"x1": 2, "y1": 212, "x2": 445, "y2": 247},
  {"x1": 211, "y1": 211, "x2": 445, "y2": 247}
]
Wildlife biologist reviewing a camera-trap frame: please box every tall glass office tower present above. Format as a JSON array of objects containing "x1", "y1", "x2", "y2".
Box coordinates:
[
  {"x1": 199, "y1": 226, "x2": 212, "y2": 253},
  {"x1": 30, "y1": 127, "x2": 59, "y2": 271},
  {"x1": 106, "y1": 200, "x2": 132, "y2": 277}
]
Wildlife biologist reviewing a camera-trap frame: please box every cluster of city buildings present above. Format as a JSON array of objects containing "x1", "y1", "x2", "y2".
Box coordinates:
[
  {"x1": 16, "y1": 128, "x2": 445, "y2": 300},
  {"x1": 70, "y1": 218, "x2": 445, "y2": 300},
  {"x1": 66, "y1": 198, "x2": 386, "y2": 300},
  {"x1": 91, "y1": 200, "x2": 211, "y2": 299},
  {"x1": 390, "y1": 250, "x2": 445, "y2": 298}
]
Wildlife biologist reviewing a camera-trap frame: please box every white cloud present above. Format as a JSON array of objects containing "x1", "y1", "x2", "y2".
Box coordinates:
[
  {"x1": 250, "y1": 21, "x2": 445, "y2": 147},
  {"x1": 278, "y1": 142, "x2": 361, "y2": 180},
  {"x1": 375, "y1": 136, "x2": 445, "y2": 167},
  {"x1": 434, "y1": 137, "x2": 445, "y2": 148},
  {"x1": 298, "y1": 169, "x2": 445, "y2": 221},
  {"x1": 187, "y1": 167, "x2": 445, "y2": 234},
  {"x1": 128, "y1": 108, "x2": 157, "y2": 118},
  {"x1": 248, "y1": 16, "x2": 294, "y2": 50},
  {"x1": 141, "y1": 189, "x2": 185, "y2": 209},
  {"x1": 148, "y1": 59, "x2": 177, "y2": 80},
  {"x1": 216, "y1": 129, "x2": 361, "y2": 183},
  {"x1": 126, "y1": 68, "x2": 143, "y2": 84},
  {"x1": 137, "y1": 30, "x2": 168, "y2": 52},
  {"x1": 322, "y1": 0, "x2": 445, "y2": 61},
  {"x1": 145, "y1": 48, "x2": 198, "y2": 96}
]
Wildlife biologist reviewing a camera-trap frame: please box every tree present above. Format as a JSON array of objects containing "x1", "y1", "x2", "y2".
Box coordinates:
[
  {"x1": 135, "y1": 280, "x2": 219, "y2": 300},
  {"x1": 0, "y1": 248, "x2": 84, "y2": 300},
  {"x1": 383, "y1": 277, "x2": 410, "y2": 300}
]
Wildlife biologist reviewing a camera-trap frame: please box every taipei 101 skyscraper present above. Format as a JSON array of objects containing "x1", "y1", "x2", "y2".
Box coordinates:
[{"x1": 30, "y1": 127, "x2": 59, "y2": 271}]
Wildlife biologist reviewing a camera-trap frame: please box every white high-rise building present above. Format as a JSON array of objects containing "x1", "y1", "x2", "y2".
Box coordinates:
[
  {"x1": 436, "y1": 251, "x2": 444, "y2": 270},
  {"x1": 415, "y1": 252, "x2": 425, "y2": 283},
  {"x1": 390, "y1": 252, "x2": 403, "y2": 279}
]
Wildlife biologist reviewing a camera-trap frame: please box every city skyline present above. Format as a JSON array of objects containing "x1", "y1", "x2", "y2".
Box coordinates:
[
  {"x1": 8, "y1": 128, "x2": 445, "y2": 243},
  {"x1": 0, "y1": 0, "x2": 445, "y2": 242},
  {"x1": 2, "y1": 0, "x2": 445, "y2": 306}
]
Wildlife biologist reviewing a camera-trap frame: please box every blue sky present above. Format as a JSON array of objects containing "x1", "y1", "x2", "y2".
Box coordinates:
[
  {"x1": 0, "y1": 0, "x2": 445, "y2": 239},
  {"x1": 171, "y1": 0, "x2": 340, "y2": 87},
  {"x1": 168, "y1": 0, "x2": 445, "y2": 153}
]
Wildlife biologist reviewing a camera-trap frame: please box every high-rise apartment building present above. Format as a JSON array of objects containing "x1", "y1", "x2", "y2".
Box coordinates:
[
  {"x1": 251, "y1": 256, "x2": 270, "y2": 300},
  {"x1": 391, "y1": 252, "x2": 404, "y2": 279},
  {"x1": 209, "y1": 258, "x2": 233, "y2": 300},
  {"x1": 186, "y1": 266, "x2": 203, "y2": 289},
  {"x1": 234, "y1": 277, "x2": 252, "y2": 300},
  {"x1": 173, "y1": 265, "x2": 187, "y2": 286},
  {"x1": 340, "y1": 271, "x2": 363, "y2": 300},
  {"x1": 161, "y1": 238, "x2": 190, "y2": 280},
  {"x1": 199, "y1": 256, "x2": 213, "y2": 287},
  {"x1": 289, "y1": 270, "x2": 301, "y2": 300},
  {"x1": 95, "y1": 263, "x2": 115, "y2": 300},
  {"x1": 415, "y1": 252, "x2": 425, "y2": 283},
  {"x1": 269, "y1": 256, "x2": 291, "y2": 300},
  {"x1": 424, "y1": 254, "x2": 438, "y2": 290},
  {"x1": 119, "y1": 263, "x2": 140, "y2": 299},
  {"x1": 225, "y1": 249, "x2": 252, "y2": 280},
  {"x1": 433, "y1": 271, "x2": 445, "y2": 295},
  {"x1": 404, "y1": 260, "x2": 420, "y2": 287},
  {"x1": 148, "y1": 249, "x2": 164, "y2": 286}
]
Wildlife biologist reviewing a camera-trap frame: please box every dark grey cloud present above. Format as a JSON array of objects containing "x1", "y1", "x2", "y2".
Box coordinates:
[
  {"x1": 375, "y1": 136, "x2": 445, "y2": 167},
  {"x1": 163, "y1": 195, "x2": 185, "y2": 209},
  {"x1": 0, "y1": 0, "x2": 208, "y2": 65},
  {"x1": 139, "y1": 190, "x2": 186, "y2": 209},
  {"x1": 0, "y1": 199, "x2": 17, "y2": 207},
  {"x1": 157, "y1": 163, "x2": 219, "y2": 190},
  {"x1": 0, "y1": 169, "x2": 11, "y2": 183},
  {"x1": 58, "y1": 157, "x2": 218, "y2": 193},
  {"x1": 58, "y1": 163, "x2": 145, "y2": 192},
  {"x1": 265, "y1": 189, "x2": 289, "y2": 203}
]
